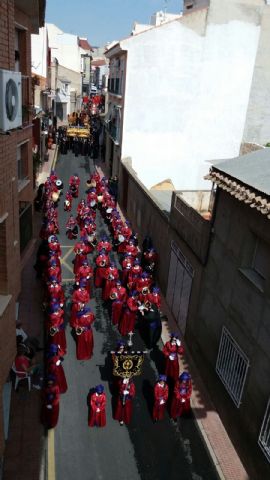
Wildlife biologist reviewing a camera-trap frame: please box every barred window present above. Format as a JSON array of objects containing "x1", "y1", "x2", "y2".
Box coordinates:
[
  {"x1": 259, "y1": 398, "x2": 270, "y2": 462},
  {"x1": 216, "y1": 327, "x2": 249, "y2": 408}
]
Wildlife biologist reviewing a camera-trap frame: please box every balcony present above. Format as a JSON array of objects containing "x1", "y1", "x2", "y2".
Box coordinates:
[
  {"x1": 21, "y1": 75, "x2": 32, "y2": 127},
  {"x1": 106, "y1": 122, "x2": 120, "y2": 144}
]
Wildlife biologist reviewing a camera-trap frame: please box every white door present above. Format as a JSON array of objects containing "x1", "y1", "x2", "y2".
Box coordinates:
[{"x1": 166, "y1": 242, "x2": 193, "y2": 335}]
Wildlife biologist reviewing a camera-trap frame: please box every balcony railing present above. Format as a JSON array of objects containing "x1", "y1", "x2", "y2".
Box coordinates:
[
  {"x1": 106, "y1": 122, "x2": 120, "y2": 144},
  {"x1": 21, "y1": 75, "x2": 31, "y2": 126}
]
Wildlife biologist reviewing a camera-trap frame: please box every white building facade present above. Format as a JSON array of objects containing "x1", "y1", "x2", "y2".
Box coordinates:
[{"x1": 105, "y1": 0, "x2": 270, "y2": 191}]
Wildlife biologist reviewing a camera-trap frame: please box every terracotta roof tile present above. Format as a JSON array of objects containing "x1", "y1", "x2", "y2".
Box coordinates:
[{"x1": 79, "y1": 39, "x2": 93, "y2": 51}]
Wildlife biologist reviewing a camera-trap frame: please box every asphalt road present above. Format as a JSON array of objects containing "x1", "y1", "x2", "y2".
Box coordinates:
[{"x1": 53, "y1": 149, "x2": 219, "y2": 480}]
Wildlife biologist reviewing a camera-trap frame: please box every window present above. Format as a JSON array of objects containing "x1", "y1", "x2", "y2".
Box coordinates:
[
  {"x1": 239, "y1": 237, "x2": 270, "y2": 292},
  {"x1": 15, "y1": 27, "x2": 27, "y2": 74},
  {"x1": 259, "y1": 398, "x2": 270, "y2": 462},
  {"x1": 216, "y1": 327, "x2": 249, "y2": 408},
  {"x1": 252, "y1": 238, "x2": 270, "y2": 280},
  {"x1": 17, "y1": 142, "x2": 28, "y2": 183}
]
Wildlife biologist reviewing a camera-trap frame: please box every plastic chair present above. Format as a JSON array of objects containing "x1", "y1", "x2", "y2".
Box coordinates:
[{"x1": 11, "y1": 363, "x2": 31, "y2": 391}]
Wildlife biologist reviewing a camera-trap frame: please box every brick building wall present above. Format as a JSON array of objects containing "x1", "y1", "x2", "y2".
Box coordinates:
[{"x1": 0, "y1": 0, "x2": 43, "y2": 461}]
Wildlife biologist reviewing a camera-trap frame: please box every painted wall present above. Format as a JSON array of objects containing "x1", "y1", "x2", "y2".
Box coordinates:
[
  {"x1": 242, "y1": 4, "x2": 270, "y2": 145},
  {"x1": 31, "y1": 27, "x2": 47, "y2": 78},
  {"x1": 47, "y1": 23, "x2": 81, "y2": 73},
  {"x1": 121, "y1": 1, "x2": 262, "y2": 190}
]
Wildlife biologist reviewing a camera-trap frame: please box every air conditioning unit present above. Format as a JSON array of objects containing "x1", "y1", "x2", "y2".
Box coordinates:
[{"x1": 0, "y1": 69, "x2": 22, "y2": 131}]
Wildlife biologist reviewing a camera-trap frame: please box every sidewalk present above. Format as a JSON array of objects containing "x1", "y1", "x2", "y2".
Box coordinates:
[{"x1": 2, "y1": 148, "x2": 58, "y2": 480}]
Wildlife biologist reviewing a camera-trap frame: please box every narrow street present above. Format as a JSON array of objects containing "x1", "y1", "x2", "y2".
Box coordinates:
[{"x1": 52, "y1": 149, "x2": 219, "y2": 480}]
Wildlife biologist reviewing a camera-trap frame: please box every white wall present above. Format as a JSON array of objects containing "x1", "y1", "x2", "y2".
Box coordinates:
[
  {"x1": 121, "y1": 5, "x2": 261, "y2": 190},
  {"x1": 31, "y1": 27, "x2": 47, "y2": 78},
  {"x1": 47, "y1": 23, "x2": 81, "y2": 73}
]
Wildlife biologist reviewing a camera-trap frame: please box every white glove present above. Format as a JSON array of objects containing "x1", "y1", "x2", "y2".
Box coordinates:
[
  {"x1": 123, "y1": 390, "x2": 129, "y2": 395},
  {"x1": 181, "y1": 399, "x2": 186, "y2": 403},
  {"x1": 169, "y1": 354, "x2": 176, "y2": 360},
  {"x1": 86, "y1": 276, "x2": 90, "y2": 279},
  {"x1": 96, "y1": 408, "x2": 100, "y2": 412},
  {"x1": 176, "y1": 339, "x2": 181, "y2": 347},
  {"x1": 160, "y1": 399, "x2": 165, "y2": 405},
  {"x1": 56, "y1": 360, "x2": 61, "y2": 366},
  {"x1": 46, "y1": 405, "x2": 53, "y2": 409}
]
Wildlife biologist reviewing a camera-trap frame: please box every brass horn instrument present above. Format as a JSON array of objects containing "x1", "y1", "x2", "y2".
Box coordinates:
[
  {"x1": 75, "y1": 326, "x2": 84, "y2": 335},
  {"x1": 142, "y1": 286, "x2": 149, "y2": 295},
  {"x1": 51, "y1": 191, "x2": 60, "y2": 202},
  {"x1": 49, "y1": 326, "x2": 59, "y2": 336}
]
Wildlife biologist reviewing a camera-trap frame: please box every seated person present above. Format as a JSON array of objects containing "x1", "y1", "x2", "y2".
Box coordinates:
[{"x1": 14, "y1": 347, "x2": 43, "y2": 389}]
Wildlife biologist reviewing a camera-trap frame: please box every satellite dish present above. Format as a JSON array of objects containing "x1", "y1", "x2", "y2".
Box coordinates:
[{"x1": 5, "y1": 78, "x2": 19, "y2": 121}]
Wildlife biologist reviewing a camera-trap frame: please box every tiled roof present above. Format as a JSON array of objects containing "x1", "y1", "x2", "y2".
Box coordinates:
[
  {"x1": 209, "y1": 148, "x2": 270, "y2": 196},
  {"x1": 204, "y1": 169, "x2": 270, "y2": 220},
  {"x1": 79, "y1": 38, "x2": 92, "y2": 51},
  {"x1": 91, "y1": 59, "x2": 106, "y2": 67}
]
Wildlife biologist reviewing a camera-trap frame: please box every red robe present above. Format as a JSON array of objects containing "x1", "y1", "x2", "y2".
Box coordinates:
[
  {"x1": 87, "y1": 191, "x2": 98, "y2": 208},
  {"x1": 48, "y1": 241, "x2": 61, "y2": 257},
  {"x1": 118, "y1": 298, "x2": 138, "y2": 336},
  {"x1": 41, "y1": 384, "x2": 60, "y2": 429},
  {"x1": 162, "y1": 341, "x2": 184, "y2": 381},
  {"x1": 75, "y1": 265, "x2": 93, "y2": 295},
  {"x1": 147, "y1": 292, "x2": 161, "y2": 309},
  {"x1": 46, "y1": 266, "x2": 61, "y2": 283},
  {"x1": 127, "y1": 266, "x2": 143, "y2": 290},
  {"x1": 110, "y1": 286, "x2": 127, "y2": 325},
  {"x1": 72, "y1": 287, "x2": 90, "y2": 304},
  {"x1": 94, "y1": 254, "x2": 109, "y2": 287},
  {"x1": 102, "y1": 267, "x2": 119, "y2": 301},
  {"x1": 97, "y1": 240, "x2": 112, "y2": 253},
  {"x1": 153, "y1": 382, "x2": 169, "y2": 420},
  {"x1": 66, "y1": 217, "x2": 77, "y2": 238},
  {"x1": 73, "y1": 243, "x2": 88, "y2": 274},
  {"x1": 88, "y1": 392, "x2": 106, "y2": 427},
  {"x1": 46, "y1": 310, "x2": 67, "y2": 355},
  {"x1": 124, "y1": 244, "x2": 139, "y2": 257},
  {"x1": 46, "y1": 356, "x2": 68, "y2": 394},
  {"x1": 170, "y1": 380, "x2": 192, "y2": 419},
  {"x1": 121, "y1": 258, "x2": 134, "y2": 285},
  {"x1": 46, "y1": 283, "x2": 65, "y2": 304},
  {"x1": 73, "y1": 311, "x2": 95, "y2": 360},
  {"x1": 114, "y1": 381, "x2": 135, "y2": 425},
  {"x1": 135, "y1": 277, "x2": 152, "y2": 294}
]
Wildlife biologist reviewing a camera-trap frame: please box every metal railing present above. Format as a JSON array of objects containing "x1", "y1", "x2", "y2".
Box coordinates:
[
  {"x1": 216, "y1": 326, "x2": 249, "y2": 407},
  {"x1": 259, "y1": 397, "x2": 270, "y2": 462}
]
